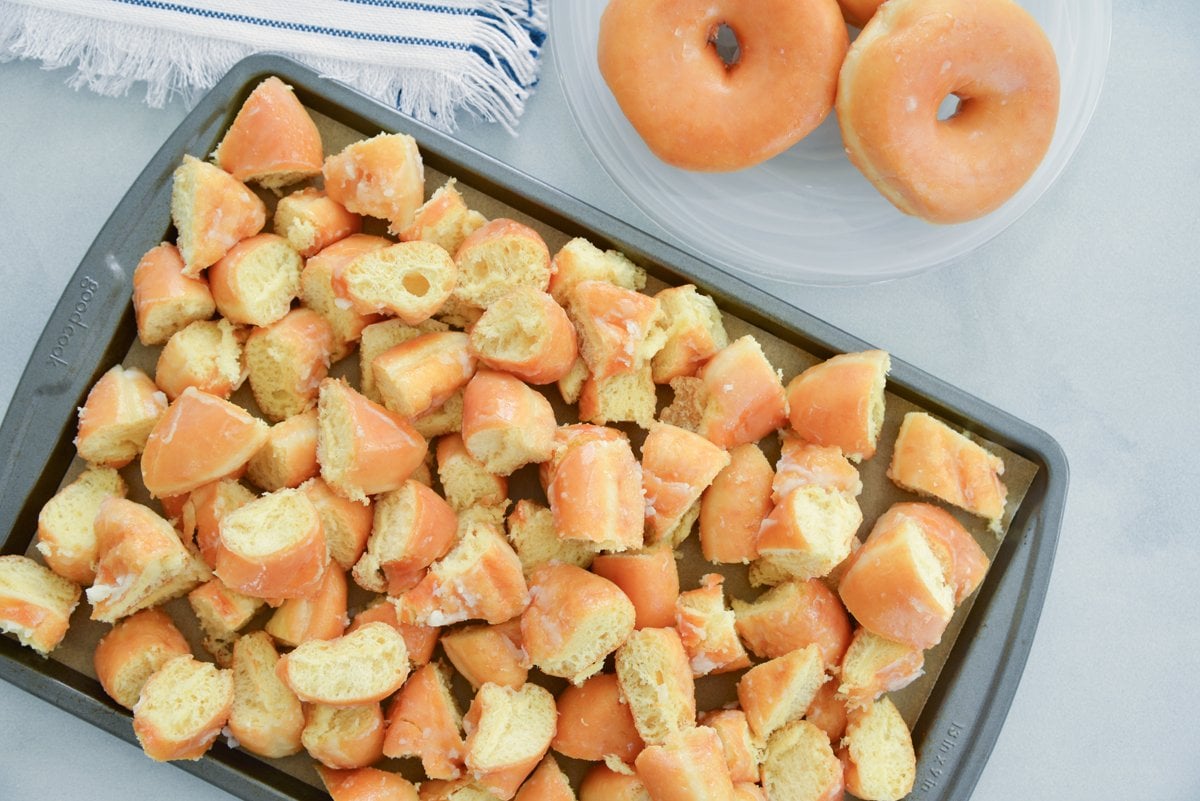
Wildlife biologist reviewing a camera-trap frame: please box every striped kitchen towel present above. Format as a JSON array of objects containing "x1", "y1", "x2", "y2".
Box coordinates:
[{"x1": 0, "y1": 0, "x2": 548, "y2": 132}]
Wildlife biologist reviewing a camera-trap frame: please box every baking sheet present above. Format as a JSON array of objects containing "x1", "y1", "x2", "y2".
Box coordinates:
[{"x1": 13, "y1": 102, "x2": 1038, "y2": 795}]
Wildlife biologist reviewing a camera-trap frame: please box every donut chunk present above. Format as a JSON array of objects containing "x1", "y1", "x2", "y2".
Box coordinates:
[
  {"x1": 0, "y1": 555, "x2": 81, "y2": 655},
  {"x1": 300, "y1": 477, "x2": 375, "y2": 569},
  {"x1": 547, "y1": 237, "x2": 646, "y2": 305},
  {"x1": 318, "y1": 767, "x2": 420, "y2": 801},
  {"x1": 888, "y1": 411, "x2": 1008, "y2": 526},
  {"x1": 698, "y1": 710, "x2": 759, "y2": 784},
  {"x1": 462, "y1": 370, "x2": 557, "y2": 476},
  {"x1": 773, "y1": 436, "x2": 863, "y2": 503},
  {"x1": 590, "y1": 545, "x2": 679, "y2": 630},
  {"x1": 650, "y1": 285, "x2": 728, "y2": 384},
  {"x1": 437, "y1": 433, "x2": 509, "y2": 513},
  {"x1": 214, "y1": 488, "x2": 328, "y2": 600},
  {"x1": 358, "y1": 316, "x2": 450, "y2": 402},
  {"x1": 352, "y1": 480, "x2": 458, "y2": 595},
  {"x1": 641, "y1": 423, "x2": 730, "y2": 546},
  {"x1": 521, "y1": 563, "x2": 636, "y2": 685},
  {"x1": 398, "y1": 177, "x2": 488, "y2": 255},
  {"x1": 187, "y1": 578, "x2": 264, "y2": 665},
  {"x1": 514, "y1": 756, "x2": 576, "y2": 801},
  {"x1": 804, "y1": 676, "x2": 849, "y2": 744},
  {"x1": 699, "y1": 443, "x2": 773, "y2": 564},
  {"x1": 228, "y1": 631, "x2": 305, "y2": 758},
  {"x1": 505, "y1": 499, "x2": 598, "y2": 578},
  {"x1": 837, "y1": 0, "x2": 1060, "y2": 223},
  {"x1": 552, "y1": 672, "x2": 644, "y2": 764},
  {"x1": 246, "y1": 409, "x2": 321, "y2": 492},
  {"x1": 673, "y1": 574, "x2": 750, "y2": 677},
  {"x1": 93, "y1": 607, "x2": 190, "y2": 709},
  {"x1": 155, "y1": 318, "x2": 245, "y2": 401},
  {"x1": 373, "y1": 331, "x2": 477, "y2": 419},
  {"x1": 614, "y1": 627, "x2": 695, "y2": 746},
  {"x1": 840, "y1": 697, "x2": 916, "y2": 801},
  {"x1": 760, "y1": 720, "x2": 844, "y2": 801},
  {"x1": 452, "y1": 218, "x2": 552, "y2": 309},
  {"x1": 36, "y1": 465, "x2": 126, "y2": 585},
  {"x1": 696, "y1": 336, "x2": 788, "y2": 449},
  {"x1": 546, "y1": 430, "x2": 644, "y2": 552},
  {"x1": 464, "y1": 682, "x2": 557, "y2": 795},
  {"x1": 786, "y1": 350, "x2": 890, "y2": 462},
  {"x1": 208, "y1": 233, "x2": 303, "y2": 327},
  {"x1": 634, "y1": 726, "x2": 737, "y2": 801},
  {"x1": 274, "y1": 187, "x2": 362, "y2": 257},
  {"x1": 598, "y1": 0, "x2": 848, "y2": 171},
  {"x1": 265, "y1": 563, "x2": 349, "y2": 647},
  {"x1": 303, "y1": 703, "x2": 387, "y2": 769},
  {"x1": 323, "y1": 133, "x2": 425, "y2": 233},
  {"x1": 348, "y1": 600, "x2": 441, "y2": 667},
  {"x1": 336, "y1": 241, "x2": 458, "y2": 325},
  {"x1": 732, "y1": 578, "x2": 852, "y2": 668},
  {"x1": 756, "y1": 485, "x2": 863, "y2": 581},
  {"x1": 180, "y1": 479, "x2": 255, "y2": 570},
  {"x1": 214, "y1": 76, "x2": 323, "y2": 190},
  {"x1": 132, "y1": 655, "x2": 233, "y2": 761},
  {"x1": 171, "y1": 155, "x2": 267, "y2": 276},
  {"x1": 279, "y1": 622, "x2": 410, "y2": 706},
  {"x1": 383, "y1": 661, "x2": 467, "y2": 779},
  {"x1": 567, "y1": 280, "x2": 665, "y2": 382},
  {"x1": 132, "y1": 243, "x2": 216, "y2": 346},
  {"x1": 736, "y1": 643, "x2": 826, "y2": 742},
  {"x1": 302, "y1": 235, "x2": 391, "y2": 358},
  {"x1": 245, "y1": 308, "x2": 336, "y2": 422},
  {"x1": 838, "y1": 628, "x2": 925, "y2": 710},
  {"x1": 75, "y1": 365, "x2": 168, "y2": 469},
  {"x1": 469, "y1": 287, "x2": 579, "y2": 385}
]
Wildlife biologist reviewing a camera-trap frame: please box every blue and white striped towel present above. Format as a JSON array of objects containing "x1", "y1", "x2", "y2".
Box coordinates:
[{"x1": 0, "y1": 0, "x2": 547, "y2": 132}]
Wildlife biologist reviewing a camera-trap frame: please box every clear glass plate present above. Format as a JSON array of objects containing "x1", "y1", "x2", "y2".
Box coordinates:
[{"x1": 551, "y1": 0, "x2": 1112, "y2": 285}]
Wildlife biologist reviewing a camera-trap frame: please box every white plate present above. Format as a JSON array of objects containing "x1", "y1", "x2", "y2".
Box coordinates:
[{"x1": 551, "y1": 0, "x2": 1112, "y2": 285}]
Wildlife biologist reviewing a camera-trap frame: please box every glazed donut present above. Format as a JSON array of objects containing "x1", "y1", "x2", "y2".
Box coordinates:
[
  {"x1": 597, "y1": 0, "x2": 848, "y2": 172},
  {"x1": 837, "y1": 0, "x2": 1060, "y2": 223}
]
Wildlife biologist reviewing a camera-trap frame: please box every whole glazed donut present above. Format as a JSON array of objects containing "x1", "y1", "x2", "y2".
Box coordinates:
[
  {"x1": 597, "y1": 0, "x2": 849, "y2": 172},
  {"x1": 837, "y1": 0, "x2": 1060, "y2": 224}
]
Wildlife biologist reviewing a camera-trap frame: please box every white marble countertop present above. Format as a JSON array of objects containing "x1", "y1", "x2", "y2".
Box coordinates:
[{"x1": 2, "y1": 3, "x2": 1199, "y2": 799}]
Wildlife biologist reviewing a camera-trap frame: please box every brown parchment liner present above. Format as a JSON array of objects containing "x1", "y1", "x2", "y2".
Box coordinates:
[{"x1": 19, "y1": 106, "x2": 1039, "y2": 795}]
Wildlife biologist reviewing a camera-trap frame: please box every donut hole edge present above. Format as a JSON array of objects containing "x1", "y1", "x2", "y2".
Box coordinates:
[{"x1": 707, "y1": 22, "x2": 742, "y2": 68}]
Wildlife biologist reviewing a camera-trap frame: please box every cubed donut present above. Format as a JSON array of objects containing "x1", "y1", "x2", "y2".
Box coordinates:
[
  {"x1": 303, "y1": 702, "x2": 387, "y2": 769},
  {"x1": 274, "y1": 187, "x2": 363, "y2": 257},
  {"x1": 538, "y1": 423, "x2": 626, "y2": 492},
  {"x1": 323, "y1": 132, "x2": 425, "y2": 233},
  {"x1": 317, "y1": 766, "x2": 420, "y2": 801},
  {"x1": 556, "y1": 357, "x2": 589, "y2": 405},
  {"x1": 464, "y1": 682, "x2": 557, "y2": 790},
  {"x1": 547, "y1": 237, "x2": 647, "y2": 305},
  {"x1": 641, "y1": 423, "x2": 731, "y2": 546},
  {"x1": 699, "y1": 443, "x2": 773, "y2": 565},
  {"x1": 301, "y1": 234, "x2": 391, "y2": 359},
  {"x1": 348, "y1": 600, "x2": 441, "y2": 667},
  {"x1": 566, "y1": 280, "x2": 666, "y2": 381},
  {"x1": 228, "y1": 630, "x2": 305, "y2": 758},
  {"x1": 579, "y1": 765, "x2": 652, "y2": 801},
  {"x1": 514, "y1": 755, "x2": 576, "y2": 801},
  {"x1": 214, "y1": 487, "x2": 328, "y2": 599},
  {"x1": 673, "y1": 574, "x2": 750, "y2": 677},
  {"x1": 358, "y1": 317, "x2": 451, "y2": 402},
  {"x1": 881, "y1": 502, "x2": 989, "y2": 603},
  {"x1": 0, "y1": 555, "x2": 81, "y2": 655},
  {"x1": 837, "y1": 628, "x2": 924, "y2": 710},
  {"x1": 317, "y1": 377, "x2": 428, "y2": 504},
  {"x1": 265, "y1": 563, "x2": 349, "y2": 647},
  {"x1": 505, "y1": 499, "x2": 598, "y2": 578},
  {"x1": 154, "y1": 318, "x2": 245, "y2": 401},
  {"x1": 772, "y1": 436, "x2": 863, "y2": 503},
  {"x1": 392, "y1": 516, "x2": 528, "y2": 627},
  {"x1": 546, "y1": 430, "x2": 644, "y2": 552},
  {"x1": 804, "y1": 675, "x2": 849, "y2": 744},
  {"x1": 451, "y1": 218, "x2": 552, "y2": 310},
  {"x1": 633, "y1": 725, "x2": 737, "y2": 801},
  {"x1": 413, "y1": 388, "x2": 466, "y2": 439},
  {"x1": 440, "y1": 619, "x2": 528, "y2": 690},
  {"x1": 382, "y1": 660, "x2": 466, "y2": 780},
  {"x1": 335, "y1": 241, "x2": 458, "y2": 324},
  {"x1": 208, "y1": 232, "x2": 303, "y2": 327},
  {"x1": 140, "y1": 387, "x2": 270, "y2": 498},
  {"x1": 246, "y1": 408, "x2": 321, "y2": 491},
  {"x1": 300, "y1": 477, "x2": 375, "y2": 570},
  {"x1": 437, "y1": 433, "x2": 509, "y2": 512},
  {"x1": 614, "y1": 627, "x2": 696, "y2": 746},
  {"x1": 398, "y1": 177, "x2": 488, "y2": 254},
  {"x1": 131, "y1": 654, "x2": 233, "y2": 761},
  {"x1": 755, "y1": 485, "x2": 863, "y2": 581},
  {"x1": 888, "y1": 411, "x2": 1008, "y2": 527},
  {"x1": 521, "y1": 563, "x2": 636, "y2": 684},
  {"x1": 187, "y1": 577, "x2": 264, "y2": 664},
  {"x1": 552, "y1": 672, "x2": 644, "y2": 765},
  {"x1": 170, "y1": 154, "x2": 267, "y2": 276},
  {"x1": 213, "y1": 76, "x2": 323, "y2": 190},
  {"x1": 352, "y1": 479, "x2": 458, "y2": 594},
  {"x1": 839, "y1": 697, "x2": 916, "y2": 801},
  {"x1": 650, "y1": 285, "x2": 728, "y2": 384},
  {"x1": 93, "y1": 607, "x2": 191, "y2": 709},
  {"x1": 590, "y1": 544, "x2": 679, "y2": 630},
  {"x1": 577, "y1": 364, "x2": 658, "y2": 429},
  {"x1": 75, "y1": 365, "x2": 168, "y2": 468},
  {"x1": 87, "y1": 498, "x2": 208, "y2": 623},
  {"x1": 469, "y1": 287, "x2": 579, "y2": 385},
  {"x1": 786, "y1": 350, "x2": 890, "y2": 463},
  {"x1": 736, "y1": 644, "x2": 827, "y2": 742},
  {"x1": 696, "y1": 336, "x2": 788, "y2": 449},
  {"x1": 35, "y1": 465, "x2": 126, "y2": 585},
  {"x1": 732, "y1": 578, "x2": 852, "y2": 668},
  {"x1": 462, "y1": 370, "x2": 557, "y2": 476},
  {"x1": 132, "y1": 242, "x2": 216, "y2": 346},
  {"x1": 373, "y1": 331, "x2": 477, "y2": 419},
  {"x1": 180, "y1": 478, "x2": 256, "y2": 569},
  {"x1": 760, "y1": 720, "x2": 844, "y2": 801},
  {"x1": 278, "y1": 621, "x2": 410, "y2": 706},
  {"x1": 697, "y1": 710, "x2": 760, "y2": 784},
  {"x1": 245, "y1": 307, "x2": 336, "y2": 421}
]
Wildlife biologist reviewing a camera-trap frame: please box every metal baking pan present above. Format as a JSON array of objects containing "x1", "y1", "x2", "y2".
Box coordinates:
[{"x1": 0, "y1": 53, "x2": 1067, "y2": 801}]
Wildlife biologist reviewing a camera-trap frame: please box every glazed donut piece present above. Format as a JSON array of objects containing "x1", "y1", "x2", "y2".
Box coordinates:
[
  {"x1": 837, "y1": 0, "x2": 1060, "y2": 223},
  {"x1": 598, "y1": 0, "x2": 848, "y2": 171}
]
